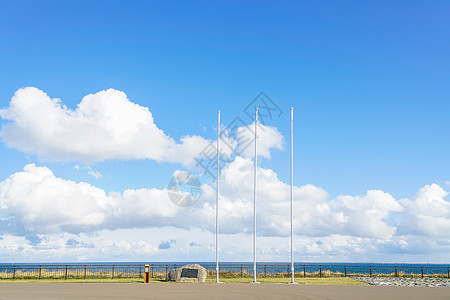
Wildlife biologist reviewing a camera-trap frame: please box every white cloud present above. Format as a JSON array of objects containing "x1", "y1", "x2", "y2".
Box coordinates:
[
  {"x1": 0, "y1": 87, "x2": 212, "y2": 166},
  {"x1": 0, "y1": 164, "x2": 111, "y2": 234},
  {"x1": 0, "y1": 87, "x2": 286, "y2": 167},
  {"x1": 87, "y1": 170, "x2": 102, "y2": 179},
  {"x1": 73, "y1": 165, "x2": 103, "y2": 179},
  {"x1": 326, "y1": 190, "x2": 403, "y2": 239},
  {"x1": 0, "y1": 231, "x2": 160, "y2": 262},
  {"x1": 0, "y1": 160, "x2": 407, "y2": 241},
  {"x1": 2, "y1": 229, "x2": 450, "y2": 263},
  {"x1": 1, "y1": 162, "x2": 450, "y2": 262},
  {"x1": 87, "y1": 167, "x2": 103, "y2": 179},
  {"x1": 0, "y1": 164, "x2": 190, "y2": 235},
  {"x1": 2, "y1": 88, "x2": 449, "y2": 262},
  {"x1": 399, "y1": 184, "x2": 450, "y2": 237},
  {"x1": 213, "y1": 157, "x2": 402, "y2": 239},
  {"x1": 235, "y1": 121, "x2": 284, "y2": 159}
]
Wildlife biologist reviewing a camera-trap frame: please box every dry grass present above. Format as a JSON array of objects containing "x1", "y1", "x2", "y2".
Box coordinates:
[
  {"x1": 204, "y1": 277, "x2": 368, "y2": 285},
  {"x1": 0, "y1": 278, "x2": 143, "y2": 283},
  {"x1": 0, "y1": 277, "x2": 367, "y2": 285},
  {"x1": 0, "y1": 269, "x2": 142, "y2": 280}
]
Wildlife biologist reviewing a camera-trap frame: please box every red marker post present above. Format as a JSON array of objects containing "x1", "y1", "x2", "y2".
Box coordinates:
[{"x1": 144, "y1": 264, "x2": 150, "y2": 283}]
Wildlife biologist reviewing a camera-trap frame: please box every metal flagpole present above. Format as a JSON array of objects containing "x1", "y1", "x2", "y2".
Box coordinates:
[
  {"x1": 252, "y1": 108, "x2": 259, "y2": 284},
  {"x1": 290, "y1": 107, "x2": 297, "y2": 284},
  {"x1": 216, "y1": 110, "x2": 220, "y2": 283}
]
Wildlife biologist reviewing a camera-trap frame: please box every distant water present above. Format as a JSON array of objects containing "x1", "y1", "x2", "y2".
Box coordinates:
[
  {"x1": 1, "y1": 262, "x2": 449, "y2": 267},
  {"x1": 0, "y1": 261, "x2": 450, "y2": 267},
  {"x1": 1, "y1": 262, "x2": 449, "y2": 270}
]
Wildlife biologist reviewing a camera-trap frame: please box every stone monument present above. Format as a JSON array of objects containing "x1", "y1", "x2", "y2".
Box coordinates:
[{"x1": 166, "y1": 264, "x2": 207, "y2": 283}]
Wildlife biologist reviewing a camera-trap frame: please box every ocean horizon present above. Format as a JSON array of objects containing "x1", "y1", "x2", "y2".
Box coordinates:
[{"x1": 1, "y1": 262, "x2": 449, "y2": 267}]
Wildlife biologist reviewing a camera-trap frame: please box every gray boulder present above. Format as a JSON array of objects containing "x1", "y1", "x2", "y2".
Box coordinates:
[{"x1": 166, "y1": 264, "x2": 207, "y2": 283}]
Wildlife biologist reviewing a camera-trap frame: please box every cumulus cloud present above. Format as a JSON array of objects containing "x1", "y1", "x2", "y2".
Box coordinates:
[
  {"x1": 0, "y1": 230, "x2": 161, "y2": 262},
  {"x1": 2, "y1": 88, "x2": 449, "y2": 262},
  {"x1": 0, "y1": 88, "x2": 285, "y2": 167},
  {"x1": 213, "y1": 157, "x2": 402, "y2": 239},
  {"x1": 234, "y1": 121, "x2": 284, "y2": 159},
  {"x1": 0, "y1": 160, "x2": 417, "y2": 241},
  {"x1": 326, "y1": 190, "x2": 403, "y2": 239},
  {"x1": 0, "y1": 164, "x2": 111, "y2": 234},
  {"x1": 0, "y1": 164, "x2": 184, "y2": 235},
  {"x1": 3, "y1": 229, "x2": 449, "y2": 263},
  {"x1": 399, "y1": 184, "x2": 450, "y2": 237},
  {"x1": 0, "y1": 87, "x2": 287, "y2": 167},
  {"x1": 1, "y1": 162, "x2": 450, "y2": 261},
  {"x1": 0, "y1": 87, "x2": 212, "y2": 166}
]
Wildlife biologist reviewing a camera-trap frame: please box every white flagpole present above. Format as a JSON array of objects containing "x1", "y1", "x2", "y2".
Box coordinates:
[
  {"x1": 252, "y1": 107, "x2": 259, "y2": 284},
  {"x1": 216, "y1": 110, "x2": 220, "y2": 283},
  {"x1": 290, "y1": 107, "x2": 296, "y2": 284}
]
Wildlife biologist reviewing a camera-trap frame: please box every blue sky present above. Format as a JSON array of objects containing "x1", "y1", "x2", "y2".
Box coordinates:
[{"x1": 0, "y1": 1, "x2": 449, "y2": 263}]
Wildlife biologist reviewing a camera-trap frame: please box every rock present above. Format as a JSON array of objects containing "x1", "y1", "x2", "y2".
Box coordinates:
[
  {"x1": 351, "y1": 277, "x2": 450, "y2": 288},
  {"x1": 166, "y1": 264, "x2": 207, "y2": 283},
  {"x1": 167, "y1": 269, "x2": 178, "y2": 281}
]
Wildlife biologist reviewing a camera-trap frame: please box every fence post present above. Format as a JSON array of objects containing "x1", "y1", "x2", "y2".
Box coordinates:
[
  {"x1": 421, "y1": 267, "x2": 423, "y2": 279},
  {"x1": 395, "y1": 266, "x2": 397, "y2": 278},
  {"x1": 65, "y1": 265, "x2": 68, "y2": 280},
  {"x1": 264, "y1": 265, "x2": 267, "y2": 278},
  {"x1": 39, "y1": 265, "x2": 42, "y2": 280},
  {"x1": 369, "y1": 266, "x2": 372, "y2": 277},
  {"x1": 13, "y1": 265, "x2": 16, "y2": 280},
  {"x1": 165, "y1": 265, "x2": 168, "y2": 279},
  {"x1": 303, "y1": 265, "x2": 306, "y2": 277},
  {"x1": 344, "y1": 266, "x2": 347, "y2": 277},
  {"x1": 241, "y1": 264, "x2": 243, "y2": 278},
  {"x1": 84, "y1": 265, "x2": 87, "y2": 279},
  {"x1": 112, "y1": 265, "x2": 115, "y2": 279},
  {"x1": 447, "y1": 267, "x2": 449, "y2": 279},
  {"x1": 151, "y1": 265, "x2": 153, "y2": 278},
  {"x1": 319, "y1": 266, "x2": 322, "y2": 278}
]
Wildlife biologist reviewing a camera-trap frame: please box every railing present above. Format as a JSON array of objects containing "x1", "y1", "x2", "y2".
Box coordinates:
[
  {"x1": 0, "y1": 264, "x2": 143, "y2": 280},
  {"x1": 1, "y1": 264, "x2": 449, "y2": 280}
]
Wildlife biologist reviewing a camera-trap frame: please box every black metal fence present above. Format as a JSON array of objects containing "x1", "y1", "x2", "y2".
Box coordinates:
[
  {"x1": 0, "y1": 264, "x2": 143, "y2": 280},
  {"x1": 1, "y1": 264, "x2": 449, "y2": 280}
]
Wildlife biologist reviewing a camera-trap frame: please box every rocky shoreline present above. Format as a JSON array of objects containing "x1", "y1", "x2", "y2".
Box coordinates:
[{"x1": 352, "y1": 277, "x2": 450, "y2": 287}]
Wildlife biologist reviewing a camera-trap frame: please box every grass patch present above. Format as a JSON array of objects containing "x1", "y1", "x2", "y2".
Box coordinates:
[
  {"x1": 0, "y1": 277, "x2": 367, "y2": 285},
  {"x1": 204, "y1": 277, "x2": 367, "y2": 285},
  {"x1": 290, "y1": 277, "x2": 367, "y2": 285},
  {"x1": 0, "y1": 278, "x2": 144, "y2": 283}
]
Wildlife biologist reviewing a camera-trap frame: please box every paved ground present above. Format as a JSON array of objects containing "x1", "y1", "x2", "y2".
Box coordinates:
[{"x1": 1, "y1": 283, "x2": 449, "y2": 300}]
